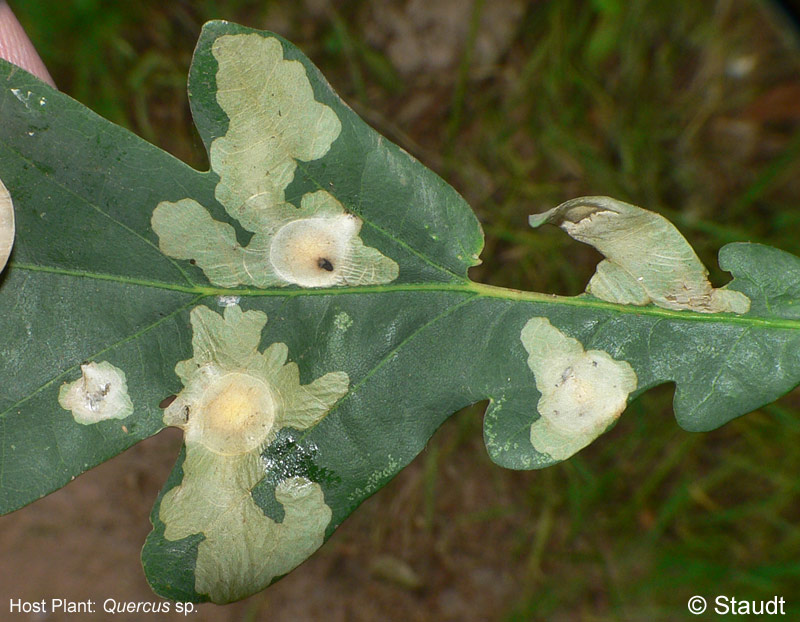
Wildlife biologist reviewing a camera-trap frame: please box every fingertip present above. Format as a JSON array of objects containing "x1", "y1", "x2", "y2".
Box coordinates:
[{"x1": 0, "y1": 2, "x2": 56, "y2": 87}]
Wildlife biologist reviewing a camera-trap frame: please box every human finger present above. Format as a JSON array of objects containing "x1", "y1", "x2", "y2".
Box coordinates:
[{"x1": 0, "y1": 1, "x2": 55, "y2": 86}]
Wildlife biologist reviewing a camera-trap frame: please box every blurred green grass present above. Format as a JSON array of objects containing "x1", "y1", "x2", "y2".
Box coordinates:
[{"x1": 12, "y1": 0, "x2": 800, "y2": 619}]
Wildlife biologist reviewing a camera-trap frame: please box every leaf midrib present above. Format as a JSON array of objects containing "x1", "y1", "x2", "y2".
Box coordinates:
[
  {"x1": 10, "y1": 261, "x2": 800, "y2": 331},
  {"x1": 0, "y1": 136, "x2": 196, "y2": 287}
]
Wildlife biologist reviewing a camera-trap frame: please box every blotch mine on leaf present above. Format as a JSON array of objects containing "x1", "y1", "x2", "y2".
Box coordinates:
[
  {"x1": 209, "y1": 34, "x2": 341, "y2": 225},
  {"x1": 529, "y1": 196, "x2": 751, "y2": 314},
  {"x1": 58, "y1": 361, "x2": 134, "y2": 425},
  {"x1": 159, "y1": 304, "x2": 349, "y2": 603},
  {"x1": 0, "y1": 177, "x2": 14, "y2": 272},
  {"x1": 270, "y1": 215, "x2": 358, "y2": 287},
  {"x1": 520, "y1": 317, "x2": 637, "y2": 461},
  {"x1": 151, "y1": 32, "x2": 397, "y2": 288}
]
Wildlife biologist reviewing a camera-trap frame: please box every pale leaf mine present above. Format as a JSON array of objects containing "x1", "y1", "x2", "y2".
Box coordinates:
[
  {"x1": 151, "y1": 33, "x2": 398, "y2": 288},
  {"x1": 529, "y1": 196, "x2": 751, "y2": 313},
  {"x1": 58, "y1": 361, "x2": 134, "y2": 425},
  {"x1": 521, "y1": 317, "x2": 637, "y2": 461},
  {"x1": 159, "y1": 304, "x2": 349, "y2": 603}
]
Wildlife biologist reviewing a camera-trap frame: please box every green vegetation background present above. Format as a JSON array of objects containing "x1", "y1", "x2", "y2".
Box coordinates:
[{"x1": 8, "y1": 0, "x2": 800, "y2": 619}]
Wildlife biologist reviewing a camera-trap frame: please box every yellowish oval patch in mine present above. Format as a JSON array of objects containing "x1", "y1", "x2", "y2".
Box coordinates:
[{"x1": 196, "y1": 372, "x2": 277, "y2": 455}]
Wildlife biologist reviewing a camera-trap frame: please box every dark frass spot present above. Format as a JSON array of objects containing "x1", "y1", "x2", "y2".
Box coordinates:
[
  {"x1": 159, "y1": 395, "x2": 177, "y2": 409},
  {"x1": 318, "y1": 257, "x2": 334, "y2": 272}
]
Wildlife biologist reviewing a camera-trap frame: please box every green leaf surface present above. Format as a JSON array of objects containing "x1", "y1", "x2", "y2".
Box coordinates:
[{"x1": 1, "y1": 20, "x2": 799, "y2": 604}]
